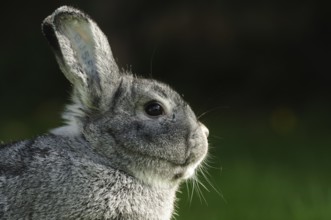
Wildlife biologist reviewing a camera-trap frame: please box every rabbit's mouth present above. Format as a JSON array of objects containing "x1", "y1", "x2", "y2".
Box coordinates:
[{"x1": 172, "y1": 155, "x2": 205, "y2": 180}]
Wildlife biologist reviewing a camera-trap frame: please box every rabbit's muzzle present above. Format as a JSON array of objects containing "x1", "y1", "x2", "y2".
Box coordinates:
[{"x1": 180, "y1": 123, "x2": 209, "y2": 179}]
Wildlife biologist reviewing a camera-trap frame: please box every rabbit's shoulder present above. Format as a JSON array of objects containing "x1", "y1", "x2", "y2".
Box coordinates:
[{"x1": 0, "y1": 135, "x2": 175, "y2": 219}]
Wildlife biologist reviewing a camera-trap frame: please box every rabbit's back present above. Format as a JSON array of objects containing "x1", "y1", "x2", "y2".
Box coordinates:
[{"x1": 0, "y1": 135, "x2": 175, "y2": 219}]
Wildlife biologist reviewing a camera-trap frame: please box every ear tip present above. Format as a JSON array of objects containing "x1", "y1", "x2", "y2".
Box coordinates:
[
  {"x1": 41, "y1": 5, "x2": 93, "y2": 55},
  {"x1": 53, "y1": 5, "x2": 89, "y2": 21},
  {"x1": 42, "y1": 6, "x2": 89, "y2": 28},
  {"x1": 55, "y1": 5, "x2": 86, "y2": 16},
  {"x1": 56, "y1": 5, "x2": 77, "y2": 12}
]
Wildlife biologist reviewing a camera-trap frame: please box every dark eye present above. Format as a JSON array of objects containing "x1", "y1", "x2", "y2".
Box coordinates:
[{"x1": 144, "y1": 101, "x2": 164, "y2": 117}]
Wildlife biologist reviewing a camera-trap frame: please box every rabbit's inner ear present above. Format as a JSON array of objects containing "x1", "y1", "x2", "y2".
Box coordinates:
[{"x1": 59, "y1": 18, "x2": 100, "y2": 87}]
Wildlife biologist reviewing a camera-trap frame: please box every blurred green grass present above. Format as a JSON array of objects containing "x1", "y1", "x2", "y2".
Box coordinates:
[
  {"x1": 177, "y1": 158, "x2": 331, "y2": 220},
  {"x1": 176, "y1": 112, "x2": 331, "y2": 220}
]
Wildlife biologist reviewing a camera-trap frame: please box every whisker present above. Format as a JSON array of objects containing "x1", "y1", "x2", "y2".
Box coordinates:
[
  {"x1": 149, "y1": 44, "x2": 159, "y2": 78},
  {"x1": 189, "y1": 178, "x2": 195, "y2": 205},
  {"x1": 196, "y1": 176, "x2": 210, "y2": 193},
  {"x1": 185, "y1": 181, "x2": 192, "y2": 206},
  {"x1": 199, "y1": 169, "x2": 219, "y2": 195},
  {"x1": 195, "y1": 179, "x2": 208, "y2": 205},
  {"x1": 197, "y1": 106, "x2": 229, "y2": 120},
  {"x1": 201, "y1": 163, "x2": 228, "y2": 204},
  {"x1": 209, "y1": 134, "x2": 224, "y2": 140},
  {"x1": 185, "y1": 146, "x2": 227, "y2": 206}
]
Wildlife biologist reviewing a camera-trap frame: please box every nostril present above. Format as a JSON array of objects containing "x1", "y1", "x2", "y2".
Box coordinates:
[
  {"x1": 204, "y1": 127, "x2": 209, "y2": 137},
  {"x1": 200, "y1": 124, "x2": 209, "y2": 137}
]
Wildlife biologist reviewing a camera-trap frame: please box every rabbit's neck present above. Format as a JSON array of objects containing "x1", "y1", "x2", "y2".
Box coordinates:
[
  {"x1": 110, "y1": 171, "x2": 178, "y2": 220},
  {"x1": 72, "y1": 160, "x2": 178, "y2": 219},
  {"x1": 67, "y1": 135, "x2": 179, "y2": 219}
]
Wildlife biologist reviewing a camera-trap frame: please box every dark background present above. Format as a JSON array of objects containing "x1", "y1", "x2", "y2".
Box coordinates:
[{"x1": 0, "y1": 1, "x2": 330, "y2": 219}]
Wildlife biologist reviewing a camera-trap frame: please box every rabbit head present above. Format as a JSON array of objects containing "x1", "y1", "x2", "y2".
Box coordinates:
[{"x1": 42, "y1": 6, "x2": 209, "y2": 188}]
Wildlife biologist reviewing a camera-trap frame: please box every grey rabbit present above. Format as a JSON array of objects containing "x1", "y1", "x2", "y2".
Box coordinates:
[{"x1": 0, "y1": 6, "x2": 209, "y2": 220}]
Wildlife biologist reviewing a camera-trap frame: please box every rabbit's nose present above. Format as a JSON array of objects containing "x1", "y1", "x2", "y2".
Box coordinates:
[{"x1": 200, "y1": 123, "x2": 209, "y2": 137}]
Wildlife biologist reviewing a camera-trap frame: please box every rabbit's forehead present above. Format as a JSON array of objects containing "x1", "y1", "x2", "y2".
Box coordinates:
[{"x1": 132, "y1": 78, "x2": 184, "y2": 104}]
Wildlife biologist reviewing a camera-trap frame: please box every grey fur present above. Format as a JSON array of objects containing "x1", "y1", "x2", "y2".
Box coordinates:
[{"x1": 0, "y1": 6, "x2": 209, "y2": 220}]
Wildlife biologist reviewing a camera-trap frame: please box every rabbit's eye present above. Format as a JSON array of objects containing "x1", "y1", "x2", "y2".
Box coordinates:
[{"x1": 144, "y1": 101, "x2": 164, "y2": 117}]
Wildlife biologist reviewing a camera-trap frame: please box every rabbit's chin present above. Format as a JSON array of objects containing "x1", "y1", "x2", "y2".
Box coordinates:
[
  {"x1": 181, "y1": 158, "x2": 203, "y2": 180},
  {"x1": 130, "y1": 156, "x2": 205, "y2": 189}
]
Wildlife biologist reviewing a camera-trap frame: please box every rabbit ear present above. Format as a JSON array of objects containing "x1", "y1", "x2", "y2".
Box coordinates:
[{"x1": 42, "y1": 6, "x2": 119, "y2": 108}]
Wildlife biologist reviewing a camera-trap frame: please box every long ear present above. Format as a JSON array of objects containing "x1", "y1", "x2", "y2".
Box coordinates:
[{"x1": 42, "y1": 6, "x2": 120, "y2": 110}]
